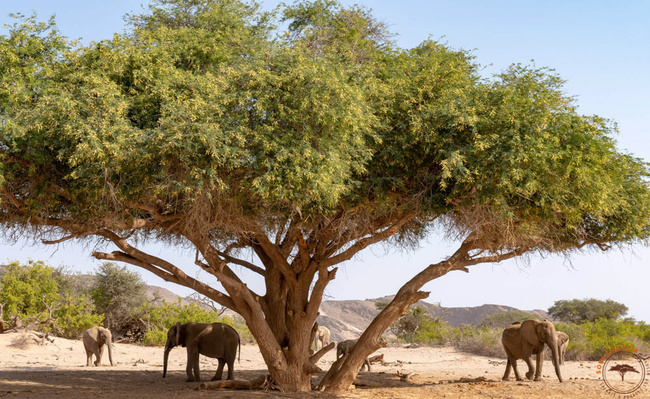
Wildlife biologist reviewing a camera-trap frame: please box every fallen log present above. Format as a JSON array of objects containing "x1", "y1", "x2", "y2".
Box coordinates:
[
  {"x1": 397, "y1": 371, "x2": 418, "y2": 383},
  {"x1": 198, "y1": 374, "x2": 267, "y2": 390},
  {"x1": 368, "y1": 354, "x2": 384, "y2": 364}
]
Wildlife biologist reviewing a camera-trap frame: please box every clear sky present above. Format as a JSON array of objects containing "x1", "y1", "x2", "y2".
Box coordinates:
[{"x1": 2, "y1": 1, "x2": 649, "y2": 322}]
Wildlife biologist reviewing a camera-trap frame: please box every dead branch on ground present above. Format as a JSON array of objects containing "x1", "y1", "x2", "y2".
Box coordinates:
[{"x1": 198, "y1": 374, "x2": 268, "y2": 390}]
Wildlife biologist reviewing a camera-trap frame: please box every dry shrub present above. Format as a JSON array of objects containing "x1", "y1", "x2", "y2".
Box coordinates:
[{"x1": 10, "y1": 332, "x2": 45, "y2": 349}]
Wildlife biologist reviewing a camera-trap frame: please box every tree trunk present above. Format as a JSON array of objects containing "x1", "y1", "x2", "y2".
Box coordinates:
[{"x1": 319, "y1": 256, "x2": 471, "y2": 392}]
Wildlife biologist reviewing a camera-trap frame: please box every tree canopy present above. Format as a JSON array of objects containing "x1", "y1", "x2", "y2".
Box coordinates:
[
  {"x1": 549, "y1": 298, "x2": 630, "y2": 324},
  {"x1": 1, "y1": 0, "x2": 649, "y2": 392}
]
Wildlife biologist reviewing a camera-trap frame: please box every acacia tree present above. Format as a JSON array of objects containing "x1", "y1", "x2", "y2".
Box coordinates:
[
  {"x1": 548, "y1": 298, "x2": 629, "y2": 323},
  {"x1": 2, "y1": 0, "x2": 650, "y2": 392}
]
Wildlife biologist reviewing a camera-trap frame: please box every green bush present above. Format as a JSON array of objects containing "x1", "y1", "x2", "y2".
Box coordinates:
[
  {"x1": 0, "y1": 260, "x2": 59, "y2": 320},
  {"x1": 454, "y1": 327, "x2": 504, "y2": 358},
  {"x1": 51, "y1": 293, "x2": 104, "y2": 339},
  {"x1": 413, "y1": 318, "x2": 450, "y2": 345},
  {"x1": 143, "y1": 329, "x2": 168, "y2": 346},
  {"x1": 0, "y1": 260, "x2": 104, "y2": 338}
]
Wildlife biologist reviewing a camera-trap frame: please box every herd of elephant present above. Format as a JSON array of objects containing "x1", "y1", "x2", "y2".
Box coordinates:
[{"x1": 81, "y1": 319, "x2": 569, "y2": 383}]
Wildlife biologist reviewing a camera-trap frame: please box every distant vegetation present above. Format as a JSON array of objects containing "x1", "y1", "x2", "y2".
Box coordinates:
[
  {"x1": 382, "y1": 300, "x2": 650, "y2": 361},
  {"x1": 0, "y1": 260, "x2": 251, "y2": 344}
]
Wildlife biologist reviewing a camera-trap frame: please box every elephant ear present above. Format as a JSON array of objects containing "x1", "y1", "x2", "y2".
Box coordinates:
[
  {"x1": 520, "y1": 320, "x2": 542, "y2": 346},
  {"x1": 175, "y1": 322, "x2": 182, "y2": 347}
]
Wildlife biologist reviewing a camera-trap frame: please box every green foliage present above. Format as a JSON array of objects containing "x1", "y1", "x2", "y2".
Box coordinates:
[
  {"x1": 413, "y1": 317, "x2": 451, "y2": 345},
  {"x1": 142, "y1": 329, "x2": 168, "y2": 346},
  {"x1": 0, "y1": 260, "x2": 103, "y2": 337},
  {"x1": 479, "y1": 311, "x2": 540, "y2": 329},
  {"x1": 392, "y1": 306, "x2": 430, "y2": 342},
  {"x1": 50, "y1": 293, "x2": 104, "y2": 339},
  {"x1": 91, "y1": 263, "x2": 147, "y2": 331},
  {"x1": 0, "y1": 260, "x2": 59, "y2": 319},
  {"x1": 548, "y1": 298, "x2": 629, "y2": 324},
  {"x1": 453, "y1": 327, "x2": 505, "y2": 358},
  {"x1": 1, "y1": 0, "x2": 648, "y2": 246}
]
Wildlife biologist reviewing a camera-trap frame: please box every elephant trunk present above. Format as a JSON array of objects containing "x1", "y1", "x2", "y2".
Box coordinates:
[
  {"x1": 107, "y1": 341, "x2": 114, "y2": 366},
  {"x1": 547, "y1": 335, "x2": 563, "y2": 382},
  {"x1": 163, "y1": 340, "x2": 173, "y2": 378}
]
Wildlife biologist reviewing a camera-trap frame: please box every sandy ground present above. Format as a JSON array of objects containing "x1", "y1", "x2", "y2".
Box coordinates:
[{"x1": 0, "y1": 330, "x2": 642, "y2": 398}]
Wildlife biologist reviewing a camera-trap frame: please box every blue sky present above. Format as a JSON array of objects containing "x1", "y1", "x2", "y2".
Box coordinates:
[{"x1": 2, "y1": 1, "x2": 649, "y2": 322}]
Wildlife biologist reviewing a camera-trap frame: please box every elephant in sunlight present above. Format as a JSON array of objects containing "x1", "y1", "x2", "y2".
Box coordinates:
[
  {"x1": 82, "y1": 326, "x2": 114, "y2": 367},
  {"x1": 556, "y1": 331, "x2": 569, "y2": 365},
  {"x1": 313, "y1": 326, "x2": 331, "y2": 351},
  {"x1": 163, "y1": 322, "x2": 240, "y2": 382},
  {"x1": 501, "y1": 319, "x2": 563, "y2": 382}
]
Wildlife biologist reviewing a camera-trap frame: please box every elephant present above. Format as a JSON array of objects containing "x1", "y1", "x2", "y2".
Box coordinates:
[
  {"x1": 337, "y1": 339, "x2": 370, "y2": 372},
  {"x1": 501, "y1": 319, "x2": 563, "y2": 382},
  {"x1": 556, "y1": 331, "x2": 569, "y2": 365},
  {"x1": 82, "y1": 326, "x2": 114, "y2": 367},
  {"x1": 163, "y1": 322, "x2": 240, "y2": 382},
  {"x1": 313, "y1": 326, "x2": 331, "y2": 351}
]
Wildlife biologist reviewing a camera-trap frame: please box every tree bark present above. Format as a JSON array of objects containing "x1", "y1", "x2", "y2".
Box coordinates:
[{"x1": 319, "y1": 246, "x2": 475, "y2": 392}]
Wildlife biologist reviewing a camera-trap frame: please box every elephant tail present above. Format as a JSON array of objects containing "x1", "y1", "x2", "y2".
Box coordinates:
[{"x1": 238, "y1": 335, "x2": 241, "y2": 363}]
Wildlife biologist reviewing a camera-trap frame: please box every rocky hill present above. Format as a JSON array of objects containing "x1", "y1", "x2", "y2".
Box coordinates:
[{"x1": 316, "y1": 297, "x2": 548, "y2": 342}]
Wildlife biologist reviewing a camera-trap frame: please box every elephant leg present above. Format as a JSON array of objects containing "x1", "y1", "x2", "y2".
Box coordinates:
[
  {"x1": 85, "y1": 348, "x2": 94, "y2": 367},
  {"x1": 502, "y1": 359, "x2": 512, "y2": 380},
  {"x1": 511, "y1": 359, "x2": 525, "y2": 381},
  {"x1": 96, "y1": 344, "x2": 104, "y2": 366},
  {"x1": 534, "y1": 352, "x2": 544, "y2": 381},
  {"x1": 212, "y1": 359, "x2": 225, "y2": 381},
  {"x1": 226, "y1": 358, "x2": 235, "y2": 380},
  {"x1": 186, "y1": 348, "x2": 199, "y2": 382},
  {"x1": 523, "y1": 356, "x2": 535, "y2": 380},
  {"x1": 193, "y1": 353, "x2": 201, "y2": 382}
]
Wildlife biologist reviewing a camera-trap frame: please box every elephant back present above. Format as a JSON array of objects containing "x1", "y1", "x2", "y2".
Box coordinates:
[{"x1": 198, "y1": 322, "x2": 240, "y2": 360}]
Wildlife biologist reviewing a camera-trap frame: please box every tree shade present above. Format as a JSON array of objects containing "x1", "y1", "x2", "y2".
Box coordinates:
[{"x1": 1, "y1": 0, "x2": 649, "y2": 392}]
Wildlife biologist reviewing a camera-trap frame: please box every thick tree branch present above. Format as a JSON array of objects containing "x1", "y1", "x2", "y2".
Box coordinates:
[
  {"x1": 253, "y1": 232, "x2": 297, "y2": 286},
  {"x1": 93, "y1": 250, "x2": 236, "y2": 310},
  {"x1": 305, "y1": 264, "x2": 337, "y2": 322},
  {"x1": 217, "y1": 251, "x2": 266, "y2": 276}
]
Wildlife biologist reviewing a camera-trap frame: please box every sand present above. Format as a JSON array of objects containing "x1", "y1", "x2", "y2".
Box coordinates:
[{"x1": 0, "y1": 330, "x2": 640, "y2": 398}]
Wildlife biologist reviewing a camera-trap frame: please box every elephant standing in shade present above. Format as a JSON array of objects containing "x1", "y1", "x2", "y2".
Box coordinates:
[
  {"x1": 501, "y1": 319, "x2": 563, "y2": 382},
  {"x1": 337, "y1": 339, "x2": 371, "y2": 372},
  {"x1": 82, "y1": 326, "x2": 114, "y2": 367},
  {"x1": 163, "y1": 322, "x2": 240, "y2": 382},
  {"x1": 556, "y1": 331, "x2": 569, "y2": 365},
  {"x1": 313, "y1": 326, "x2": 331, "y2": 350}
]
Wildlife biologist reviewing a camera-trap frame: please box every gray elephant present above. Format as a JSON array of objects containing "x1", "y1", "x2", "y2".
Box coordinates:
[
  {"x1": 337, "y1": 339, "x2": 370, "y2": 372},
  {"x1": 556, "y1": 331, "x2": 569, "y2": 365},
  {"x1": 163, "y1": 322, "x2": 240, "y2": 382},
  {"x1": 313, "y1": 326, "x2": 331, "y2": 350},
  {"x1": 501, "y1": 319, "x2": 563, "y2": 382},
  {"x1": 82, "y1": 326, "x2": 114, "y2": 367}
]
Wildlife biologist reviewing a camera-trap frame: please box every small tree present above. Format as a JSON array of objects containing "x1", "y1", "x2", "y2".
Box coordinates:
[
  {"x1": 548, "y1": 299, "x2": 628, "y2": 324},
  {"x1": 609, "y1": 364, "x2": 640, "y2": 381},
  {"x1": 0, "y1": 260, "x2": 59, "y2": 323},
  {"x1": 91, "y1": 263, "x2": 147, "y2": 331}
]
